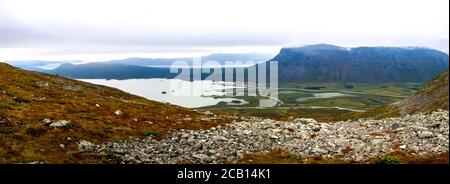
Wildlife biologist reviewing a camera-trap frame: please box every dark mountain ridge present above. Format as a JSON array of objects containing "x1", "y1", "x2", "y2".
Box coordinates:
[
  {"x1": 8, "y1": 44, "x2": 448, "y2": 83},
  {"x1": 49, "y1": 63, "x2": 178, "y2": 79},
  {"x1": 273, "y1": 44, "x2": 449, "y2": 82}
]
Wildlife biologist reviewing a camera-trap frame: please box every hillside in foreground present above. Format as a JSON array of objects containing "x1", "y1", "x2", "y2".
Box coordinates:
[
  {"x1": 73, "y1": 69, "x2": 448, "y2": 164},
  {"x1": 0, "y1": 63, "x2": 231, "y2": 163},
  {"x1": 80, "y1": 73, "x2": 449, "y2": 163},
  {"x1": 393, "y1": 70, "x2": 449, "y2": 115}
]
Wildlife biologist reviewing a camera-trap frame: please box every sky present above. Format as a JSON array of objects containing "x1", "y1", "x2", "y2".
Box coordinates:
[{"x1": 0, "y1": 0, "x2": 448, "y2": 61}]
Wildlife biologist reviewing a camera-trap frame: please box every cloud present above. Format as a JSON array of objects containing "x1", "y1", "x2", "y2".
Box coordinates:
[
  {"x1": 435, "y1": 38, "x2": 450, "y2": 53},
  {"x1": 0, "y1": 0, "x2": 448, "y2": 61}
]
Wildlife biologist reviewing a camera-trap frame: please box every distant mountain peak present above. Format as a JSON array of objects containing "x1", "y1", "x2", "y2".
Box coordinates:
[
  {"x1": 57, "y1": 63, "x2": 77, "y2": 69},
  {"x1": 279, "y1": 44, "x2": 349, "y2": 56},
  {"x1": 299, "y1": 44, "x2": 345, "y2": 50},
  {"x1": 283, "y1": 44, "x2": 446, "y2": 54}
]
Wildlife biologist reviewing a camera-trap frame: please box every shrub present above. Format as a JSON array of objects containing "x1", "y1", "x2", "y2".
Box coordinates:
[
  {"x1": 142, "y1": 130, "x2": 160, "y2": 137},
  {"x1": 13, "y1": 96, "x2": 31, "y2": 103},
  {"x1": 0, "y1": 102, "x2": 13, "y2": 110},
  {"x1": 66, "y1": 150, "x2": 78, "y2": 158},
  {"x1": 376, "y1": 155, "x2": 401, "y2": 164},
  {"x1": 99, "y1": 150, "x2": 116, "y2": 160},
  {"x1": 25, "y1": 124, "x2": 46, "y2": 137},
  {"x1": 0, "y1": 127, "x2": 14, "y2": 134}
]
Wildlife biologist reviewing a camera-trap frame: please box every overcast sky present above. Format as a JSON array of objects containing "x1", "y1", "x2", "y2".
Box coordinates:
[{"x1": 0, "y1": 0, "x2": 448, "y2": 61}]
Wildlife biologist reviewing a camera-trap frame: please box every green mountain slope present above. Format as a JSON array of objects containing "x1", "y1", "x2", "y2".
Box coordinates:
[
  {"x1": 342, "y1": 70, "x2": 449, "y2": 120},
  {"x1": 393, "y1": 70, "x2": 449, "y2": 115}
]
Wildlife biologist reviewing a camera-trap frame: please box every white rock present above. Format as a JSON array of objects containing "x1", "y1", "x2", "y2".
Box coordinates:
[
  {"x1": 78, "y1": 140, "x2": 95, "y2": 152},
  {"x1": 418, "y1": 131, "x2": 434, "y2": 138},
  {"x1": 49, "y1": 120, "x2": 72, "y2": 128},
  {"x1": 295, "y1": 118, "x2": 317, "y2": 124},
  {"x1": 28, "y1": 161, "x2": 43, "y2": 164},
  {"x1": 271, "y1": 129, "x2": 282, "y2": 133},
  {"x1": 41, "y1": 118, "x2": 52, "y2": 125},
  {"x1": 114, "y1": 110, "x2": 123, "y2": 116}
]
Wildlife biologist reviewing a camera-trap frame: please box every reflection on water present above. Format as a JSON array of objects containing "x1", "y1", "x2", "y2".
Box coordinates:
[
  {"x1": 80, "y1": 78, "x2": 248, "y2": 108},
  {"x1": 295, "y1": 92, "x2": 350, "y2": 102}
]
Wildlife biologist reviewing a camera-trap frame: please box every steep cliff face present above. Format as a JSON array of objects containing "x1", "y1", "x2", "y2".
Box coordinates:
[{"x1": 273, "y1": 44, "x2": 449, "y2": 82}]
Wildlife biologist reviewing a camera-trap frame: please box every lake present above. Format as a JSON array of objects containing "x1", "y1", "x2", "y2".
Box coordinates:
[
  {"x1": 295, "y1": 92, "x2": 350, "y2": 102},
  {"x1": 80, "y1": 78, "x2": 248, "y2": 108}
]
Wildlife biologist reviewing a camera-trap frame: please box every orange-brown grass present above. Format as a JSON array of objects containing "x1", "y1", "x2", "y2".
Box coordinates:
[
  {"x1": 237, "y1": 150, "x2": 304, "y2": 164},
  {"x1": 0, "y1": 63, "x2": 232, "y2": 163},
  {"x1": 369, "y1": 151, "x2": 449, "y2": 164},
  {"x1": 236, "y1": 150, "x2": 448, "y2": 164}
]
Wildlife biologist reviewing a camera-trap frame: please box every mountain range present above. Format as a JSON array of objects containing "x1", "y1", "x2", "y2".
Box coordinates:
[
  {"x1": 50, "y1": 63, "x2": 177, "y2": 80},
  {"x1": 274, "y1": 44, "x2": 449, "y2": 82},
  {"x1": 107, "y1": 53, "x2": 274, "y2": 67},
  {"x1": 6, "y1": 44, "x2": 449, "y2": 83}
]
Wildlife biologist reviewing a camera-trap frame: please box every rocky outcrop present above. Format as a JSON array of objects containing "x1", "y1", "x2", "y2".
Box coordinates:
[{"x1": 83, "y1": 110, "x2": 449, "y2": 164}]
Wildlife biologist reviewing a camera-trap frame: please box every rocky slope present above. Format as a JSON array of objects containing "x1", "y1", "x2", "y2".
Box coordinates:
[
  {"x1": 273, "y1": 44, "x2": 449, "y2": 82},
  {"x1": 83, "y1": 110, "x2": 448, "y2": 164},
  {"x1": 0, "y1": 63, "x2": 231, "y2": 163},
  {"x1": 79, "y1": 70, "x2": 450, "y2": 164}
]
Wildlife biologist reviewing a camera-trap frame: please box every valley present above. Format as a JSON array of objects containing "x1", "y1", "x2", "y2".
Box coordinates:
[
  {"x1": 75, "y1": 78, "x2": 421, "y2": 121},
  {"x1": 0, "y1": 45, "x2": 448, "y2": 164},
  {"x1": 200, "y1": 82, "x2": 421, "y2": 121}
]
